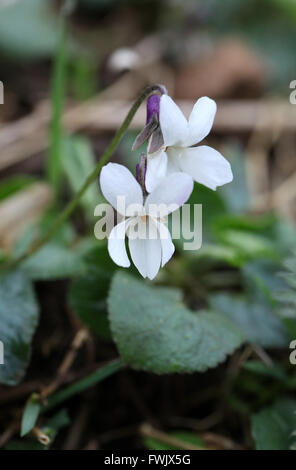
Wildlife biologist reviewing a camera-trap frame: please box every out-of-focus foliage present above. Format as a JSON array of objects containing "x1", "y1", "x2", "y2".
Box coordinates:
[
  {"x1": 0, "y1": 175, "x2": 36, "y2": 202},
  {"x1": 210, "y1": 292, "x2": 288, "y2": 348},
  {"x1": 0, "y1": 271, "x2": 39, "y2": 386},
  {"x1": 20, "y1": 242, "x2": 85, "y2": 281},
  {"x1": 202, "y1": 0, "x2": 296, "y2": 89},
  {"x1": 277, "y1": 253, "x2": 296, "y2": 320},
  {"x1": 252, "y1": 399, "x2": 296, "y2": 450},
  {"x1": 0, "y1": 0, "x2": 59, "y2": 60},
  {"x1": 62, "y1": 136, "x2": 100, "y2": 219}
]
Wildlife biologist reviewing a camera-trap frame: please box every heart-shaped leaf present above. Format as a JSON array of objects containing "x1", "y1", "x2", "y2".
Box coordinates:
[{"x1": 108, "y1": 272, "x2": 243, "y2": 374}]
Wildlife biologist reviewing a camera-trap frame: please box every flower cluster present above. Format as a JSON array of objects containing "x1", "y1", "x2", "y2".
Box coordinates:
[{"x1": 99, "y1": 88, "x2": 233, "y2": 279}]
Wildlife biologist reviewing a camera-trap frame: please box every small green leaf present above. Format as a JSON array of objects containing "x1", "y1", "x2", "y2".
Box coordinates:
[
  {"x1": 252, "y1": 399, "x2": 296, "y2": 450},
  {"x1": 108, "y1": 272, "x2": 243, "y2": 374},
  {"x1": 21, "y1": 393, "x2": 41, "y2": 437},
  {"x1": 0, "y1": 271, "x2": 39, "y2": 386}
]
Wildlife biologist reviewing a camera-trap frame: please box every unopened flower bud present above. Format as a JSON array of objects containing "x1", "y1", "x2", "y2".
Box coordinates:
[{"x1": 132, "y1": 87, "x2": 167, "y2": 153}]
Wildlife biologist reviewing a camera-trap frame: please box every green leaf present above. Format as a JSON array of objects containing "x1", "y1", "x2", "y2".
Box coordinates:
[
  {"x1": 209, "y1": 293, "x2": 288, "y2": 347},
  {"x1": 14, "y1": 409, "x2": 70, "y2": 450},
  {"x1": 21, "y1": 393, "x2": 41, "y2": 437},
  {"x1": 108, "y1": 272, "x2": 243, "y2": 374},
  {"x1": 252, "y1": 399, "x2": 296, "y2": 450},
  {"x1": 0, "y1": 271, "x2": 39, "y2": 386},
  {"x1": 62, "y1": 136, "x2": 100, "y2": 217},
  {"x1": 20, "y1": 242, "x2": 85, "y2": 281},
  {"x1": 68, "y1": 244, "x2": 116, "y2": 338}
]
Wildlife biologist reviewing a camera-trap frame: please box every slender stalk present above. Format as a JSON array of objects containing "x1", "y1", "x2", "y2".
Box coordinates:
[{"x1": 1, "y1": 84, "x2": 164, "y2": 273}]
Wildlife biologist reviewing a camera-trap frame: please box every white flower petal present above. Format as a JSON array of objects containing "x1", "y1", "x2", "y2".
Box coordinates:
[
  {"x1": 159, "y1": 95, "x2": 189, "y2": 147},
  {"x1": 128, "y1": 223, "x2": 162, "y2": 279},
  {"x1": 145, "y1": 172, "x2": 193, "y2": 217},
  {"x1": 156, "y1": 220, "x2": 175, "y2": 267},
  {"x1": 166, "y1": 148, "x2": 182, "y2": 175},
  {"x1": 100, "y1": 163, "x2": 143, "y2": 216},
  {"x1": 184, "y1": 97, "x2": 217, "y2": 147},
  {"x1": 179, "y1": 146, "x2": 233, "y2": 190},
  {"x1": 108, "y1": 218, "x2": 133, "y2": 268},
  {"x1": 145, "y1": 149, "x2": 168, "y2": 193}
]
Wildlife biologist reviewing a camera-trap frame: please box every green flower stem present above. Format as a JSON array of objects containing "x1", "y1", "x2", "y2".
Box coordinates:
[
  {"x1": 42, "y1": 358, "x2": 123, "y2": 412},
  {"x1": 1, "y1": 84, "x2": 164, "y2": 273}
]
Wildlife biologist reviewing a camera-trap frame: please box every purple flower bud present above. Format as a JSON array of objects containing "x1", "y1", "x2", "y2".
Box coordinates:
[
  {"x1": 132, "y1": 86, "x2": 167, "y2": 152},
  {"x1": 146, "y1": 94, "x2": 161, "y2": 124}
]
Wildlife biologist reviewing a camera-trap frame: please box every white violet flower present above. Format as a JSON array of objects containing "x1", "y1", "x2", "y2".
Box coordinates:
[
  {"x1": 100, "y1": 162, "x2": 193, "y2": 280},
  {"x1": 145, "y1": 94, "x2": 233, "y2": 193}
]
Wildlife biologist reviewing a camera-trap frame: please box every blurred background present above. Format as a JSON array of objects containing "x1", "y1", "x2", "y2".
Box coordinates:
[{"x1": 0, "y1": 0, "x2": 296, "y2": 451}]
